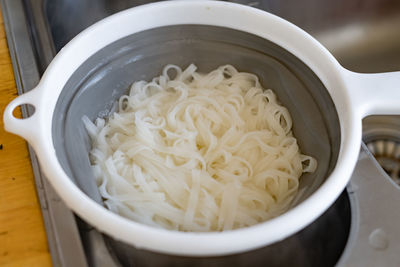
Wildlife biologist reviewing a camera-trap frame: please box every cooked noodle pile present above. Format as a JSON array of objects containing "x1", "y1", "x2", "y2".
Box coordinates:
[{"x1": 83, "y1": 64, "x2": 317, "y2": 232}]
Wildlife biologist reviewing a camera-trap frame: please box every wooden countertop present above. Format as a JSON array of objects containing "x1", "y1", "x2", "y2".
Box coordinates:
[{"x1": 0, "y1": 7, "x2": 52, "y2": 267}]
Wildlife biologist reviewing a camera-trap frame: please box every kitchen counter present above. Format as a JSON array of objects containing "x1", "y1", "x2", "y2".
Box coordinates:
[{"x1": 0, "y1": 7, "x2": 52, "y2": 267}]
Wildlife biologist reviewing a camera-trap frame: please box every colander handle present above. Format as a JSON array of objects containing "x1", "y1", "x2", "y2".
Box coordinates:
[
  {"x1": 3, "y1": 88, "x2": 42, "y2": 144},
  {"x1": 343, "y1": 69, "x2": 400, "y2": 118}
]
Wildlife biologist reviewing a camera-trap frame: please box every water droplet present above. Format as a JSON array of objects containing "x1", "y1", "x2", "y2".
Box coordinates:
[{"x1": 368, "y1": 228, "x2": 389, "y2": 250}]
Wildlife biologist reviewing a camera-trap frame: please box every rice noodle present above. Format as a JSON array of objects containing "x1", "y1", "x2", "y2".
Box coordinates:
[{"x1": 83, "y1": 64, "x2": 317, "y2": 232}]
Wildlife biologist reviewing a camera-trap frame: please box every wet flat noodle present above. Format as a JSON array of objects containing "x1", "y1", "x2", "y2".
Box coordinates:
[{"x1": 83, "y1": 64, "x2": 317, "y2": 232}]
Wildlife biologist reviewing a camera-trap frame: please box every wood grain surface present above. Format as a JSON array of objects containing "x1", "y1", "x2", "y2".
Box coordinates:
[{"x1": 0, "y1": 7, "x2": 52, "y2": 267}]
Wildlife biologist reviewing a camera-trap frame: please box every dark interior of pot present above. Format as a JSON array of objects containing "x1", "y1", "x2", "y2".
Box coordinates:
[{"x1": 52, "y1": 25, "x2": 341, "y2": 208}]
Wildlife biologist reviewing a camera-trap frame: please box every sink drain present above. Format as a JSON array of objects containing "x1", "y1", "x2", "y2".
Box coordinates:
[
  {"x1": 365, "y1": 140, "x2": 400, "y2": 185},
  {"x1": 363, "y1": 116, "x2": 400, "y2": 186}
]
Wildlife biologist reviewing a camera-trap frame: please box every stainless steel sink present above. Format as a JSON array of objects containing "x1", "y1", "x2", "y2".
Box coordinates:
[
  {"x1": 40, "y1": 0, "x2": 400, "y2": 73},
  {"x1": 2, "y1": 0, "x2": 400, "y2": 266}
]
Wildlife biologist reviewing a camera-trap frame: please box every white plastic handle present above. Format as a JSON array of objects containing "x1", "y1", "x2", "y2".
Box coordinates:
[
  {"x1": 3, "y1": 88, "x2": 41, "y2": 143},
  {"x1": 343, "y1": 69, "x2": 400, "y2": 118}
]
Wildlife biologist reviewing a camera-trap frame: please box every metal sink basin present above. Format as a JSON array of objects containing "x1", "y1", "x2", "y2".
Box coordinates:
[
  {"x1": 41, "y1": 0, "x2": 400, "y2": 73},
  {"x1": 2, "y1": 0, "x2": 400, "y2": 266}
]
